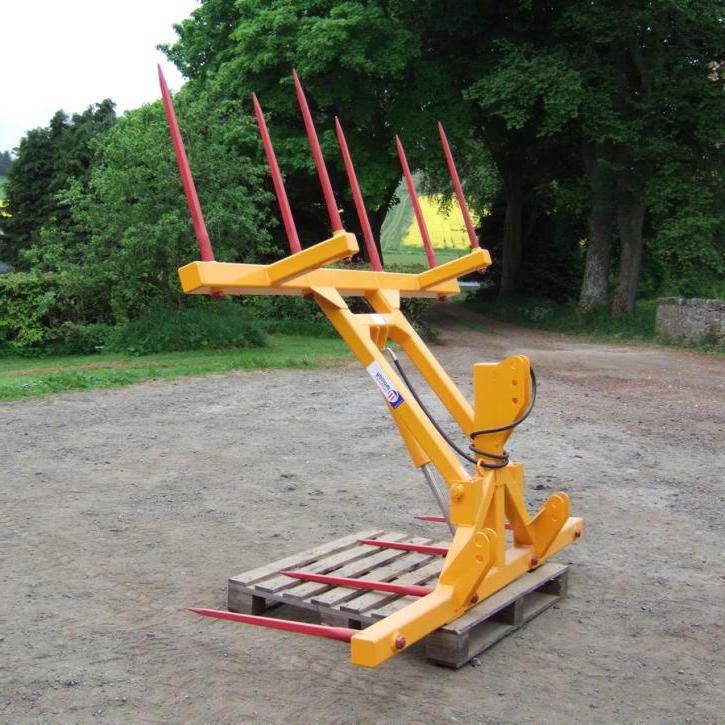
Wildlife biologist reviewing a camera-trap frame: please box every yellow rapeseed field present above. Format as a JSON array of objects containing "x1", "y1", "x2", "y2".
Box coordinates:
[{"x1": 400, "y1": 195, "x2": 480, "y2": 250}]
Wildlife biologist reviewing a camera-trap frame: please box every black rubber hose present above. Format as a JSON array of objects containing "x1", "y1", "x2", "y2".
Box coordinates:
[{"x1": 384, "y1": 348, "x2": 536, "y2": 470}]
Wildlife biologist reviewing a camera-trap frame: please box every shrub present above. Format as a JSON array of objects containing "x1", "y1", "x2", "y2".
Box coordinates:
[
  {"x1": 0, "y1": 271, "x2": 113, "y2": 355},
  {"x1": 466, "y1": 292, "x2": 658, "y2": 341},
  {"x1": 44, "y1": 323, "x2": 114, "y2": 355},
  {"x1": 242, "y1": 290, "x2": 436, "y2": 339},
  {"x1": 108, "y1": 304, "x2": 267, "y2": 355}
]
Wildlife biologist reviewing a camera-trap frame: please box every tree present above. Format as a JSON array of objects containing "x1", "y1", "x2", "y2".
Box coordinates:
[
  {"x1": 0, "y1": 151, "x2": 13, "y2": 176},
  {"x1": 0, "y1": 100, "x2": 116, "y2": 267},
  {"x1": 564, "y1": 1, "x2": 725, "y2": 313},
  {"x1": 163, "y1": 1, "x2": 588, "y2": 289},
  {"x1": 27, "y1": 89, "x2": 273, "y2": 322},
  {"x1": 162, "y1": 0, "x2": 425, "y2": 264}
]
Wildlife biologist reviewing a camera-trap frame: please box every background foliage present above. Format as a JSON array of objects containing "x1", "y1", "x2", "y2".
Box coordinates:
[{"x1": 0, "y1": 0, "x2": 722, "y2": 356}]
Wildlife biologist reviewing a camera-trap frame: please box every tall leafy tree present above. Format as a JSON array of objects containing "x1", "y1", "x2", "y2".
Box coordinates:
[
  {"x1": 0, "y1": 151, "x2": 13, "y2": 176},
  {"x1": 163, "y1": 0, "x2": 435, "y2": 262},
  {"x1": 28, "y1": 90, "x2": 273, "y2": 322},
  {"x1": 563, "y1": 0, "x2": 725, "y2": 312},
  {"x1": 0, "y1": 100, "x2": 116, "y2": 266}
]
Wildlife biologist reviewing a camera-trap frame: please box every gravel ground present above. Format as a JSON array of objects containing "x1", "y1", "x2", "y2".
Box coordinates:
[{"x1": 1, "y1": 308, "x2": 724, "y2": 724}]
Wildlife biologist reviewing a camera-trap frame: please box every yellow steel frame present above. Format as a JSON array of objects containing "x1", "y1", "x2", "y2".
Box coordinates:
[{"x1": 178, "y1": 230, "x2": 583, "y2": 668}]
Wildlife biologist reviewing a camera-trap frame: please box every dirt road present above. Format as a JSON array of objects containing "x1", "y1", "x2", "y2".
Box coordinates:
[{"x1": 2, "y1": 309, "x2": 724, "y2": 723}]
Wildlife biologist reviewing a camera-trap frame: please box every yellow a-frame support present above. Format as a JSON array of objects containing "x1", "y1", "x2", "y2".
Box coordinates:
[{"x1": 179, "y1": 230, "x2": 583, "y2": 668}]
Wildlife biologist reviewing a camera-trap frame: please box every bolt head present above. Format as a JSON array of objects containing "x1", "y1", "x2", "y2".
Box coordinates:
[
  {"x1": 530, "y1": 556, "x2": 539, "y2": 568},
  {"x1": 394, "y1": 634, "x2": 406, "y2": 650},
  {"x1": 574, "y1": 529, "x2": 582, "y2": 539},
  {"x1": 470, "y1": 594, "x2": 479, "y2": 604}
]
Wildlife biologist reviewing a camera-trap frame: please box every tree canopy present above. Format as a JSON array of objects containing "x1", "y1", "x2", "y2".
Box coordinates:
[
  {"x1": 0, "y1": 151, "x2": 13, "y2": 177},
  {"x1": 1, "y1": 0, "x2": 722, "y2": 347},
  {"x1": 162, "y1": 0, "x2": 724, "y2": 310},
  {"x1": 26, "y1": 89, "x2": 273, "y2": 322},
  {"x1": 0, "y1": 100, "x2": 117, "y2": 266}
]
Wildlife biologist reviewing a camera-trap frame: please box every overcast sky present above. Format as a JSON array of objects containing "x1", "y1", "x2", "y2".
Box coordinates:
[{"x1": 0, "y1": 0, "x2": 201, "y2": 152}]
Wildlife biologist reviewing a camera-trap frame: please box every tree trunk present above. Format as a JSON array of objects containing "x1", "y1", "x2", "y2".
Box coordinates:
[
  {"x1": 611, "y1": 180, "x2": 645, "y2": 315},
  {"x1": 367, "y1": 205, "x2": 387, "y2": 267},
  {"x1": 579, "y1": 142, "x2": 615, "y2": 311},
  {"x1": 498, "y1": 170, "x2": 523, "y2": 296}
]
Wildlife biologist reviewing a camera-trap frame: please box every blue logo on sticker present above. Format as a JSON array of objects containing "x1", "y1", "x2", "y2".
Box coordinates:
[{"x1": 374, "y1": 370, "x2": 404, "y2": 409}]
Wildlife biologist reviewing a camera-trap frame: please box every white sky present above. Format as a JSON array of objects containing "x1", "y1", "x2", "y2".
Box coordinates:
[{"x1": 0, "y1": 0, "x2": 201, "y2": 152}]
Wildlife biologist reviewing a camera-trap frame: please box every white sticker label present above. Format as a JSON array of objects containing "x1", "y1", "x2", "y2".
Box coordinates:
[
  {"x1": 371, "y1": 313, "x2": 386, "y2": 325},
  {"x1": 366, "y1": 361, "x2": 405, "y2": 409}
]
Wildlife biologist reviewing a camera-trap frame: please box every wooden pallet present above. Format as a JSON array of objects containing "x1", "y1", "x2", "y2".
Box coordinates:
[{"x1": 227, "y1": 530, "x2": 569, "y2": 668}]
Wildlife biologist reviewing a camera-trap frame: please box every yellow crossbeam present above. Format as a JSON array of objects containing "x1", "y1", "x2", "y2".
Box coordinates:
[{"x1": 178, "y1": 235, "x2": 491, "y2": 298}]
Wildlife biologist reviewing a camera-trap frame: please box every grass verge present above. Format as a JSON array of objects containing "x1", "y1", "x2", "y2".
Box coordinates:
[
  {"x1": 0, "y1": 335, "x2": 351, "y2": 402},
  {"x1": 466, "y1": 295, "x2": 658, "y2": 341},
  {"x1": 466, "y1": 295, "x2": 723, "y2": 352}
]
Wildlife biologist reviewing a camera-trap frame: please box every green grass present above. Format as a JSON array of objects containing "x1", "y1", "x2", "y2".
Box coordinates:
[
  {"x1": 0, "y1": 175, "x2": 6, "y2": 200},
  {"x1": 466, "y1": 295, "x2": 723, "y2": 352},
  {"x1": 380, "y1": 183, "x2": 414, "y2": 250},
  {"x1": 382, "y1": 248, "x2": 464, "y2": 269},
  {"x1": 467, "y1": 297, "x2": 657, "y2": 342},
  {"x1": 0, "y1": 335, "x2": 351, "y2": 402},
  {"x1": 467, "y1": 295, "x2": 660, "y2": 342}
]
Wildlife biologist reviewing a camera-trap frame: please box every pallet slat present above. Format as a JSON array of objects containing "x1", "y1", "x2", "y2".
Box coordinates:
[
  {"x1": 282, "y1": 533, "x2": 417, "y2": 602},
  {"x1": 311, "y1": 537, "x2": 433, "y2": 608},
  {"x1": 258, "y1": 532, "x2": 409, "y2": 595},
  {"x1": 230, "y1": 529, "x2": 382, "y2": 586},
  {"x1": 341, "y1": 547, "x2": 446, "y2": 616},
  {"x1": 425, "y1": 563, "x2": 569, "y2": 668}
]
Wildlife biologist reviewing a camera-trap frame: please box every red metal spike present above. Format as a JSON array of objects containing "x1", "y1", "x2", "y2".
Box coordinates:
[
  {"x1": 334, "y1": 117, "x2": 383, "y2": 271},
  {"x1": 358, "y1": 538, "x2": 448, "y2": 556},
  {"x1": 437, "y1": 122, "x2": 479, "y2": 249},
  {"x1": 282, "y1": 570, "x2": 433, "y2": 597},
  {"x1": 188, "y1": 608, "x2": 356, "y2": 642},
  {"x1": 252, "y1": 93, "x2": 302, "y2": 254},
  {"x1": 395, "y1": 135, "x2": 437, "y2": 269},
  {"x1": 157, "y1": 65, "x2": 215, "y2": 262},
  {"x1": 292, "y1": 69, "x2": 344, "y2": 233}
]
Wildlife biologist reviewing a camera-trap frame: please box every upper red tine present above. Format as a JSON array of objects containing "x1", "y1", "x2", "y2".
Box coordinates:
[
  {"x1": 438, "y1": 122, "x2": 478, "y2": 249},
  {"x1": 252, "y1": 93, "x2": 302, "y2": 254},
  {"x1": 334, "y1": 117, "x2": 383, "y2": 270},
  {"x1": 395, "y1": 135, "x2": 437, "y2": 268},
  {"x1": 157, "y1": 65, "x2": 215, "y2": 262},
  {"x1": 292, "y1": 70, "x2": 344, "y2": 233}
]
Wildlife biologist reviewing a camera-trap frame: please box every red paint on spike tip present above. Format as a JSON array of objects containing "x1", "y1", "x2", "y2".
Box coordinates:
[
  {"x1": 292, "y1": 70, "x2": 344, "y2": 233},
  {"x1": 438, "y1": 123, "x2": 479, "y2": 249},
  {"x1": 157, "y1": 65, "x2": 214, "y2": 262},
  {"x1": 334, "y1": 118, "x2": 382, "y2": 271},
  {"x1": 282, "y1": 570, "x2": 433, "y2": 597},
  {"x1": 395, "y1": 136, "x2": 437, "y2": 268},
  {"x1": 188, "y1": 608, "x2": 356, "y2": 642},
  {"x1": 358, "y1": 538, "x2": 449, "y2": 556},
  {"x1": 252, "y1": 93, "x2": 301, "y2": 254}
]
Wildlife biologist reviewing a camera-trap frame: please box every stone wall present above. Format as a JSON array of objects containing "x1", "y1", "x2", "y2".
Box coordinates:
[{"x1": 655, "y1": 298, "x2": 725, "y2": 345}]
